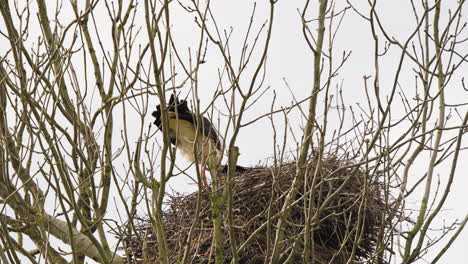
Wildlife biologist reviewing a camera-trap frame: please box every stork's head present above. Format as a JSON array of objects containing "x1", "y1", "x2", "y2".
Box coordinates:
[{"x1": 152, "y1": 94, "x2": 190, "y2": 128}]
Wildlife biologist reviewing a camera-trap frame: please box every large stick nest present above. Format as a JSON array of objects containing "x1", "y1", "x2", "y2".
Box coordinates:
[{"x1": 122, "y1": 155, "x2": 390, "y2": 263}]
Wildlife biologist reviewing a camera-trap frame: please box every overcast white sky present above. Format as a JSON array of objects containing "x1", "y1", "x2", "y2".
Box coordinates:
[{"x1": 1, "y1": 0, "x2": 467, "y2": 263}]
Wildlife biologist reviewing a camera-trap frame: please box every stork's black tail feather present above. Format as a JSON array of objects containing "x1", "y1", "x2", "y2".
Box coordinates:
[{"x1": 219, "y1": 165, "x2": 249, "y2": 174}]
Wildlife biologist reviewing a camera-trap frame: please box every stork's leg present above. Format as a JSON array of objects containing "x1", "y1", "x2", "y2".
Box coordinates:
[{"x1": 201, "y1": 166, "x2": 208, "y2": 188}]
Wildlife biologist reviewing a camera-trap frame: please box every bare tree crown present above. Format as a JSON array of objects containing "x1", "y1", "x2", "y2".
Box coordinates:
[{"x1": 0, "y1": 0, "x2": 466, "y2": 263}]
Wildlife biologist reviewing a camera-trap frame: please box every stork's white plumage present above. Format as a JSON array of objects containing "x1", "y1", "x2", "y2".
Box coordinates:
[{"x1": 152, "y1": 95, "x2": 224, "y2": 187}]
